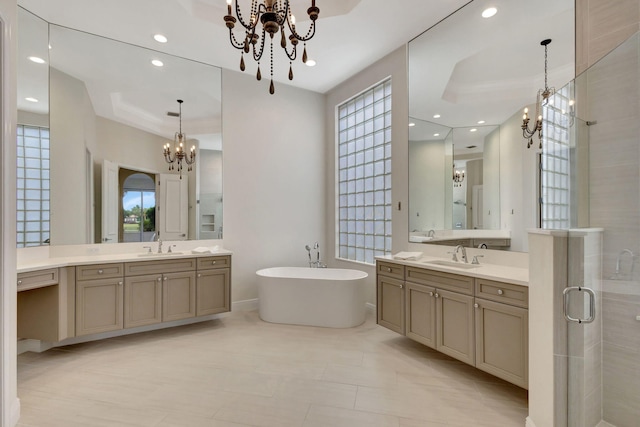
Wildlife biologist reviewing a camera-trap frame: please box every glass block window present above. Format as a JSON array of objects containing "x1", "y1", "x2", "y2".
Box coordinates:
[
  {"x1": 540, "y1": 84, "x2": 571, "y2": 229},
  {"x1": 17, "y1": 125, "x2": 50, "y2": 247},
  {"x1": 337, "y1": 78, "x2": 392, "y2": 264}
]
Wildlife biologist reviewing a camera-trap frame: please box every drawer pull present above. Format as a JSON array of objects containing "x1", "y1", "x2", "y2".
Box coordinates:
[
  {"x1": 198, "y1": 274, "x2": 202, "y2": 278},
  {"x1": 118, "y1": 281, "x2": 123, "y2": 286},
  {"x1": 497, "y1": 289, "x2": 504, "y2": 295},
  {"x1": 98, "y1": 269, "x2": 104, "y2": 275},
  {"x1": 434, "y1": 293, "x2": 439, "y2": 298},
  {"x1": 17, "y1": 280, "x2": 22, "y2": 285},
  {"x1": 399, "y1": 284, "x2": 403, "y2": 289},
  {"x1": 474, "y1": 303, "x2": 479, "y2": 308},
  {"x1": 429, "y1": 291, "x2": 434, "y2": 297},
  {"x1": 157, "y1": 277, "x2": 162, "y2": 282},
  {"x1": 212, "y1": 261, "x2": 217, "y2": 265},
  {"x1": 385, "y1": 267, "x2": 392, "y2": 273},
  {"x1": 164, "y1": 277, "x2": 168, "y2": 281}
]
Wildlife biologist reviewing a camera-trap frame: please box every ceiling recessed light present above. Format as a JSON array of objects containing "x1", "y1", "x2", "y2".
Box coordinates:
[
  {"x1": 28, "y1": 56, "x2": 45, "y2": 64},
  {"x1": 482, "y1": 7, "x2": 497, "y2": 18},
  {"x1": 470, "y1": 128, "x2": 478, "y2": 132},
  {"x1": 151, "y1": 59, "x2": 164, "y2": 67},
  {"x1": 153, "y1": 34, "x2": 168, "y2": 43},
  {"x1": 25, "y1": 97, "x2": 39, "y2": 103},
  {"x1": 433, "y1": 114, "x2": 441, "y2": 119},
  {"x1": 305, "y1": 59, "x2": 316, "y2": 67},
  {"x1": 477, "y1": 120, "x2": 485, "y2": 124},
  {"x1": 434, "y1": 133, "x2": 440, "y2": 137},
  {"x1": 408, "y1": 122, "x2": 415, "y2": 127}
]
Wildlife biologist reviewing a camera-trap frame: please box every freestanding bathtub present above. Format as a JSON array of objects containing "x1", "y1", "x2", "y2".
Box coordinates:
[{"x1": 256, "y1": 267, "x2": 368, "y2": 328}]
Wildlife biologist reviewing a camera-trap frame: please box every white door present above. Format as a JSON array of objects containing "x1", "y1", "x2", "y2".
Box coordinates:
[
  {"x1": 101, "y1": 159, "x2": 118, "y2": 243},
  {"x1": 158, "y1": 174, "x2": 188, "y2": 240}
]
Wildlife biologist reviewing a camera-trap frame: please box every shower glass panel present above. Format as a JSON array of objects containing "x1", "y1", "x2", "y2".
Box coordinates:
[{"x1": 566, "y1": 32, "x2": 640, "y2": 427}]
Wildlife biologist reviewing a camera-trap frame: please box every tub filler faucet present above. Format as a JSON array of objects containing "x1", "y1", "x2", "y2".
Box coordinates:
[{"x1": 306, "y1": 242, "x2": 326, "y2": 268}]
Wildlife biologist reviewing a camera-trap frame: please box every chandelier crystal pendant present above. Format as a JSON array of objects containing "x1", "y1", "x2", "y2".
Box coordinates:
[
  {"x1": 163, "y1": 99, "x2": 196, "y2": 179},
  {"x1": 223, "y1": 0, "x2": 320, "y2": 94},
  {"x1": 522, "y1": 38, "x2": 555, "y2": 150}
]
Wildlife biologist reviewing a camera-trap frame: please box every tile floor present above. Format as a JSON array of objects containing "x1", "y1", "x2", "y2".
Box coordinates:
[{"x1": 17, "y1": 310, "x2": 528, "y2": 426}]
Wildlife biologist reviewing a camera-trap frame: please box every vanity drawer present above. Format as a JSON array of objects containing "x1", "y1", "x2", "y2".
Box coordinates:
[
  {"x1": 125, "y1": 258, "x2": 196, "y2": 276},
  {"x1": 197, "y1": 256, "x2": 231, "y2": 270},
  {"x1": 17, "y1": 268, "x2": 58, "y2": 291},
  {"x1": 475, "y1": 279, "x2": 528, "y2": 308},
  {"x1": 406, "y1": 267, "x2": 473, "y2": 295},
  {"x1": 76, "y1": 263, "x2": 124, "y2": 281},
  {"x1": 377, "y1": 261, "x2": 405, "y2": 280}
]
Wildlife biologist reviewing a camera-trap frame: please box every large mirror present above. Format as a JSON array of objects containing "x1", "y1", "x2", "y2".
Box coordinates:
[
  {"x1": 408, "y1": 0, "x2": 574, "y2": 251},
  {"x1": 17, "y1": 7, "x2": 222, "y2": 247}
]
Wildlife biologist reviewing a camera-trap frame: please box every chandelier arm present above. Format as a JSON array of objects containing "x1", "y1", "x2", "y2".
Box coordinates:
[
  {"x1": 252, "y1": 29, "x2": 267, "y2": 62},
  {"x1": 228, "y1": 30, "x2": 247, "y2": 49},
  {"x1": 286, "y1": 20, "x2": 316, "y2": 42},
  {"x1": 234, "y1": 0, "x2": 262, "y2": 30},
  {"x1": 282, "y1": 41, "x2": 297, "y2": 61}
]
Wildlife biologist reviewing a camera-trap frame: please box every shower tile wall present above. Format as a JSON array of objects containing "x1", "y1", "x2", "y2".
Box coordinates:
[{"x1": 584, "y1": 33, "x2": 640, "y2": 426}]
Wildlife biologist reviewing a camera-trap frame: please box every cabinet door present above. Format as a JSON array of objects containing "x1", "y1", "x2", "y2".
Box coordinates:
[
  {"x1": 124, "y1": 274, "x2": 162, "y2": 328},
  {"x1": 376, "y1": 275, "x2": 405, "y2": 334},
  {"x1": 76, "y1": 278, "x2": 123, "y2": 336},
  {"x1": 475, "y1": 298, "x2": 528, "y2": 388},
  {"x1": 196, "y1": 268, "x2": 230, "y2": 316},
  {"x1": 436, "y1": 288, "x2": 475, "y2": 365},
  {"x1": 405, "y1": 282, "x2": 436, "y2": 349},
  {"x1": 162, "y1": 271, "x2": 196, "y2": 322}
]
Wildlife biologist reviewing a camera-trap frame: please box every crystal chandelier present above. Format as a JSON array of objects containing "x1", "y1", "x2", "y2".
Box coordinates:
[
  {"x1": 453, "y1": 166, "x2": 465, "y2": 187},
  {"x1": 223, "y1": 0, "x2": 320, "y2": 94},
  {"x1": 522, "y1": 39, "x2": 555, "y2": 150},
  {"x1": 163, "y1": 99, "x2": 195, "y2": 179}
]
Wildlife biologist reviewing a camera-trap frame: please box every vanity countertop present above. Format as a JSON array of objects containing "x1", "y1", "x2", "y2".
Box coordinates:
[
  {"x1": 376, "y1": 255, "x2": 529, "y2": 286},
  {"x1": 17, "y1": 249, "x2": 233, "y2": 274}
]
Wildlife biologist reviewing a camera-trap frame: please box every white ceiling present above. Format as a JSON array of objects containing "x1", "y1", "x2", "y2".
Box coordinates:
[{"x1": 18, "y1": 0, "x2": 471, "y2": 94}]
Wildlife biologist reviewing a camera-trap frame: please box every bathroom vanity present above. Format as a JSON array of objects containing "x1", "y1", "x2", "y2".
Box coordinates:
[
  {"x1": 17, "y1": 251, "x2": 231, "y2": 347},
  {"x1": 376, "y1": 256, "x2": 528, "y2": 389}
]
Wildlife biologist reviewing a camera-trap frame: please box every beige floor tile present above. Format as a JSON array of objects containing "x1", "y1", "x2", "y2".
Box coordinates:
[
  {"x1": 303, "y1": 404, "x2": 400, "y2": 427},
  {"x1": 17, "y1": 310, "x2": 528, "y2": 426}
]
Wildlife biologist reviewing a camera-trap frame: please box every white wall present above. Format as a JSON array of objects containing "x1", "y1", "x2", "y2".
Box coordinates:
[
  {"x1": 325, "y1": 46, "x2": 409, "y2": 305},
  {"x1": 409, "y1": 140, "x2": 446, "y2": 231},
  {"x1": 49, "y1": 68, "x2": 96, "y2": 245},
  {"x1": 0, "y1": 0, "x2": 20, "y2": 425},
  {"x1": 222, "y1": 70, "x2": 325, "y2": 302}
]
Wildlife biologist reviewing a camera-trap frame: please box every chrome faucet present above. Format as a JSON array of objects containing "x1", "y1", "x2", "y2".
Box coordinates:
[
  {"x1": 308, "y1": 242, "x2": 326, "y2": 268},
  {"x1": 454, "y1": 245, "x2": 468, "y2": 263},
  {"x1": 427, "y1": 229, "x2": 435, "y2": 238},
  {"x1": 157, "y1": 238, "x2": 163, "y2": 254}
]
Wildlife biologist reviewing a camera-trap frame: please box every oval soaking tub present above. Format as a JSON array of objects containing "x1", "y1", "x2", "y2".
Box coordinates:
[{"x1": 256, "y1": 267, "x2": 368, "y2": 328}]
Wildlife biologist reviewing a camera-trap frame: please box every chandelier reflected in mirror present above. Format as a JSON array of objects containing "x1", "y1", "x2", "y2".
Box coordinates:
[
  {"x1": 223, "y1": 0, "x2": 320, "y2": 94},
  {"x1": 522, "y1": 38, "x2": 555, "y2": 150},
  {"x1": 453, "y1": 165, "x2": 465, "y2": 187},
  {"x1": 163, "y1": 99, "x2": 195, "y2": 179}
]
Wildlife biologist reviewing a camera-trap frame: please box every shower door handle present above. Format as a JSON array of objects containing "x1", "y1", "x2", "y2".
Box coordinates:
[{"x1": 562, "y1": 286, "x2": 596, "y2": 324}]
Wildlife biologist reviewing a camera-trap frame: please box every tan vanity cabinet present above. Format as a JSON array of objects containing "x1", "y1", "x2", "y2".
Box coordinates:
[
  {"x1": 474, "y1": 279, "x2": 529, "y2": 388},
  {"x1": 124, "y1": 258, "x2": 197, "y2": 323},
  {"x1": 405, "y1": 267, "x2": 475, "y2": 365},
  {"x1": 75, "y1": 263, "x2": 125, "y2": 336},
  {"x1": 196, "y1": 256, "x2": 231, "y2": 316},
  {"x1": 376, "y1": 261, "x2": 405, "y2": 334},
  {"x1": 123, "y1": 274, "x2": 163, "y2": 328}
]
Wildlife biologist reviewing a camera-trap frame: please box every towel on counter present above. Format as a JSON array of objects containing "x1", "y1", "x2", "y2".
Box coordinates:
[
  {"x1": 409, "y1": 236, "x2": 432, "y2": 243},
  {"x1": 393, "y1": 251, "x2": 423, "y2": 260},
  {"x1": 191, "y1": 246, "x2": 220, "y2": 254}
]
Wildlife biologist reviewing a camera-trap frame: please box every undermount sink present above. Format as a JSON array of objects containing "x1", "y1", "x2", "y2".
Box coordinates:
[
  {"x1": 137, "y1": 251, "x2": 185, "y2": 257},
  {"x1": 423, "y1": 260, "x2": 480, "y2": 269}
]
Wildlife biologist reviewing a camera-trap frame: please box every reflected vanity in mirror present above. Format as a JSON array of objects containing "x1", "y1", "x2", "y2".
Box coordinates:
[
  {"x1": 407, "y1": 0, "x2": 574, "y2": 251},
  {"x1": 17, "y1": 6, "x2": 223, "y2": 247}
]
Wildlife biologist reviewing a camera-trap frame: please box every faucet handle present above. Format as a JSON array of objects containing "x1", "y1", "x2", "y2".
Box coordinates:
[
  {"x1": 447, "y1": 251, "x2": 458, "y2": 262},
  {"x1": 168, "y1": 245, "x2": 176, "y2": 253},
  {"x1": 472, "y1": 255, "x2": 484, "y2": 265}
]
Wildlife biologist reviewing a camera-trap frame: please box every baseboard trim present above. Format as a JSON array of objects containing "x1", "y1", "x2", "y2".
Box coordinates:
[
  {"x1": 525, "y1": 416, "x2": 536, "y2": 427},
  {"x1": 232, "y1": 298, "x2": 258, "y2": 312},
  {"x1": 10, "y1": 397, "x2": 21, "y2": 427}
]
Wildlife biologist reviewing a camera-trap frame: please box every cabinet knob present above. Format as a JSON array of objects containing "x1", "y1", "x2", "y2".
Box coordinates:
[
  {"x1": 164, "y1": 277, "x2": 168, "y2": 281},
  {"x1": 198, "y1": 274, "x2": 201, "y2": 278},
  {"x1": 118, "y1": 281, "x2": 123, "y2": 286},
  {"x1": 497, "y1": 289, "x2": 504, "y2": 295},
  {"x1": 17, "y1": 280, "x2": 22, "y2": 285},
  {"x1": 474, "y1": 303, "x2": 479, "y2": 308},
  {"x1": 434, "y1": 293, "x2": 439, "y2": 298},
  {"x1": 212, "y1": 261, "x2": 217, "y2": 265},
  {"x1": 157, "y1": 277, "x2": 162, "y2": 282},
  {"x1": 429, "y1": 291, "x2": 434, "y2": 297},
  {"x1": 399, "y1": 284, "x2": 403, "y2": 289},
  {"x1": 98, "y1": 269, "x2": 104, "y2": 275}
]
